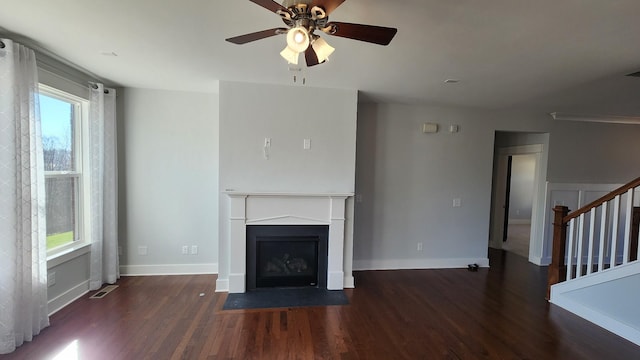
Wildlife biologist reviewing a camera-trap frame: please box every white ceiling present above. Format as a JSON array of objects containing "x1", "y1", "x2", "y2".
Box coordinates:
[{"x1": 2, "y1": 0, "x2": 640, "y2": 112}]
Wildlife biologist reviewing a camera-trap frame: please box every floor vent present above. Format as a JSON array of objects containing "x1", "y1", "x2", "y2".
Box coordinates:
[{"x1": 90, "y1": 285, "x2": 119, "y2": 299}]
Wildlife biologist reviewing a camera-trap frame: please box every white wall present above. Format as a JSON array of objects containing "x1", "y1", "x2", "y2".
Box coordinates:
[
  {"x1": 120, "y1": 88, "x2": 219, "y2": 275},
  {"x1": 217, "y1": 81, "x2": 358, "y2": 283},
  {"x1": 218, "y1": 82, "x2": 357, "y2": 193},
  {"x1": 547, "y1": 120, "x2": 640, "y2": 184},
  {"x1": 354, "y1": 103, "x2": 495, "y2": 269},
  {"x1": 354, "y1": 104, "x2": 640, "y2": 270},
  {"x1": 509, "y1": 154, "x2": 536, "y2": 221}
]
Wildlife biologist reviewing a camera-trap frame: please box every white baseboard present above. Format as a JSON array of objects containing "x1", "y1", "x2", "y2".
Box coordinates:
[
  {"x1": 343, "y1": 275, "x2": 355, "y2": 289},
  {"x1": 48, "y1": 280, "x2": 89, "y2": 316},
  {"x1": 508, "y1": 219, "x2": 532, "y2": 225},
  {"x1": 353, "y1": 257, "x2": 490, "y2": 271},
  {"x1": 119, "y1": 263, "x2": 218, "y2": 276},
  {"x1": 215, "y1": 278, "x2": 229, "y2": 293},
  {"x1": 531, "y1": 255, "x2": 549, "y2": 266}
]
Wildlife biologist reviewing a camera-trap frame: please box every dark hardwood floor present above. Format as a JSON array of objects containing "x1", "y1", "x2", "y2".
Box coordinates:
[{"x1": 4, "y1": 250, "x2": 639, "y2": 359}]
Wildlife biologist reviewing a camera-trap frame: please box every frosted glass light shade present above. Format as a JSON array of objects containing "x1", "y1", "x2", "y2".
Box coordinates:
[
  {"x1": 286, "y1": 27, "x2": 310, "y2": 53},
  {"x1": 312, "y1": 37, "x2": 335, "y2": 63},
  {"x1": 280, "y1": 46, "x2": 299, "y2": 64}
]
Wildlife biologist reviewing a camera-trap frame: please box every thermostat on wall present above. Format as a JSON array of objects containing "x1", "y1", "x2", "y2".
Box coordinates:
[{"x1": 422, "y1": 123, "x2": 438, "y2": 133}]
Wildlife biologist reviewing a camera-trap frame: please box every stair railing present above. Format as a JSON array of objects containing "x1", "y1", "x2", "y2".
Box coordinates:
[{"x1": 547, "y1": 176, "x2": 640, "y2": 299}]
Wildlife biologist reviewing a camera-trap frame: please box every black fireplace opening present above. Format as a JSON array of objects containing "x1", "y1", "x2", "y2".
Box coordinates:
[{"x1": 247, "y1": 225, "x2": 328, "y2": 291}]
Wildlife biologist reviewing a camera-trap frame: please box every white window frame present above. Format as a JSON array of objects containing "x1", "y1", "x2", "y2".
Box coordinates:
[{"x1": 40, "y1": 84, "x2": 92, "y2": 259}]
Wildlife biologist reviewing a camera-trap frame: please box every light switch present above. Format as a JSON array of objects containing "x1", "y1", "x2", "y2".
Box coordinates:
[
  {"x1": 303, "y1": 139, "x2": 311, "y2": 150},
  {"x1": 453, "y1": 198, "x2": 461, "y2": 207}
]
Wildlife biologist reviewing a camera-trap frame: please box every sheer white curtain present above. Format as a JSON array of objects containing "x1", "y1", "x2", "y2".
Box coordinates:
[
  {"x1": 89, "y1": 83, "x2": 119, "y2": 290},
  {"x1": 0, "y1": 39, "x2": 50, "y2": 354}
]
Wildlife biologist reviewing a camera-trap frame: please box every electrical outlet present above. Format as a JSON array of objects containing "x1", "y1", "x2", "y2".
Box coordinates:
[
  {"x1": 191, "y1": 245, "x2": 198, "y2": 255},
  {"x1": 303, "y1": 138, "x2": 311, "y2": 150},
  {"x1": 182, "y1": 246, "x2": 189, "y2": 255},
  {"x1": 47, "y1": 272, "x2": 56, "y2": 287},
  {"x1": 417, "y1": 242, "x2": 423, "y2": 251},
  {"x1": 453, "y1": 198, "x2": 461, "y2": 207},
  {"x1": 138, "y1": 246, "x2": 148, "y2": 256}
]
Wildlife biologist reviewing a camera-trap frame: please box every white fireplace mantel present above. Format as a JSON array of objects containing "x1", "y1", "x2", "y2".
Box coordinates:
[{"x1": 218, "y1": 192, "x2": 354, "y2": 293}]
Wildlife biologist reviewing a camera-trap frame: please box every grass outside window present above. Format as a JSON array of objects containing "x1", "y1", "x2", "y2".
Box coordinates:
[{"x1": 47, "y1": 231, "x2": 74, "y2": 250}]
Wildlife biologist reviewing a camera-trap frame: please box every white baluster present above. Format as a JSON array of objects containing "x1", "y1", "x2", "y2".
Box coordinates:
[
  {"x1": 598, "y1": 202, "x2": 608, "y2": 272},
  {"x1": 611, "y1": 195, "x2": 620, "y2": 269},
  {"x1": 566, "y1": 218, "x2": 575, "y2": 281},
  {"x1": 623, "y1": 189, "x2": 634, "y2": 264},
  {"x1": 587, "y1": 208, "x2": 596, "y2": 275},
  {"x1": 576, "y1": 213, "x2": 585, "y2": 278}
]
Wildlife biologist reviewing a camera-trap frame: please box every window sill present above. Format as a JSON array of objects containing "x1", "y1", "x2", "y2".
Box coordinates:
[{"x1": 47, "y1": 242, "x2": 91, "y2": 269}]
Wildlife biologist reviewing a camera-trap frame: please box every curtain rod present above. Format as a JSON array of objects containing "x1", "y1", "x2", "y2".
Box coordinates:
[{"x1": 89, "y1": 82, "x2": 111, "y2": 94}]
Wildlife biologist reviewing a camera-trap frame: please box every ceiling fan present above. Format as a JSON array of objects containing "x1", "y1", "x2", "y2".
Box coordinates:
[{"x1": 226, "y1": 0, "x2": 398, "y2": 67}]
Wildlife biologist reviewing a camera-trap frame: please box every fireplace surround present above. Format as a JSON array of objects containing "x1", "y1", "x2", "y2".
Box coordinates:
[{"x1": 218, "y1": 192, "x2": 354, "y2": 293}]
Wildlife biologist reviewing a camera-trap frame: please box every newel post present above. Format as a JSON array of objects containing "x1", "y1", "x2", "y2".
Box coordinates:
[{"x1": 547, "y1": 205, "x2": 569, "y2": 300}]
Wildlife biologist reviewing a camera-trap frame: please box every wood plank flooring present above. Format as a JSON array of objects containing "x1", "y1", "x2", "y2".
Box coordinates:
[{"x1": 4, "y1": 249, "x2": 639, "y2": 359}]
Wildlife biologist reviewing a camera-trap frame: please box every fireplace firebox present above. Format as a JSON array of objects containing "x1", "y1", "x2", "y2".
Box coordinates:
[{"x1": 246, "y1": 225, "x2": 328, "y2": 290}]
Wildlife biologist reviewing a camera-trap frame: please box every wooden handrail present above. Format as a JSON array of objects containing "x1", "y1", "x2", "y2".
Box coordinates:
[
  {"x1": 564, "y1": 176, "x2": 640, "y2": 223},
  {"x1": 548, "y1": 176, "x2": 640, "y2": 300}
]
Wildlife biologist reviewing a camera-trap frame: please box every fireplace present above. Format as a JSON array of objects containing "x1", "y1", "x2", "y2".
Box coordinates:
[
  {"x1": 246, "y1": 225, "x2": 328, "y2": 290},
  {"x1": 218, "y1": 192, "x2": 354, "y2": 293}
]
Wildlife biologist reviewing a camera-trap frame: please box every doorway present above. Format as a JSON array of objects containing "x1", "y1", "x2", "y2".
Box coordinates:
[
  {"x1": 489, "y1": 132, "x2": 549, "y2": 265},
  {"x1": 501, "y1": 154, "x2": 537, "y2": 258}
]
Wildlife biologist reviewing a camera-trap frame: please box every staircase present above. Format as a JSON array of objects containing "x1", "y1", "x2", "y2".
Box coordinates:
[{"x1": 547, "y1": 176, "x2": 640, "y2": 346}]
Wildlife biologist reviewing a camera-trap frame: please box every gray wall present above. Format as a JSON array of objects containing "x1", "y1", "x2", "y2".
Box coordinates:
[
  {"x1": 217, "y1": 81, "x2": 358, "y2": 282},
  {"x1": 508, "y1": 154, "x2": 536, "y2": 221},
  {"x1": 354, "y1": 103, "x2": 496, "y2": 268},
  {"x1": 547, "y1": 120, "x2": 640, "y2": 184},
  {"x1": 354, "y1": 104, "x2": 640, "y2": 269},
  {"x1": 119, "y1": 88, "x2": 219, "y2": 271}
]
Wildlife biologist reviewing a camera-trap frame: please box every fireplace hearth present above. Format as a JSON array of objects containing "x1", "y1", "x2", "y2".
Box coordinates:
[{"x1": 247, "y1": 225, "x2": 328, "y2": 290}]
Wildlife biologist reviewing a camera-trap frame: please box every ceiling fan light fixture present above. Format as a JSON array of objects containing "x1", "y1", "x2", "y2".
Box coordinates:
[
  {"x1": 280, "y1": 46, "x2": 300, "y2": 65},
  {"x1": 312, "y1": 36, "x2": 335, "y2": 63},
  {"x1": 286, "y1": 26, "x2": 310, "y2": 53}
]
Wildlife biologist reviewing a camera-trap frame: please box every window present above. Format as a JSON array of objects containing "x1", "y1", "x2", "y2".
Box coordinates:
[{"x1": 39, "y1": 85, "x2": 90, "y2": 253}]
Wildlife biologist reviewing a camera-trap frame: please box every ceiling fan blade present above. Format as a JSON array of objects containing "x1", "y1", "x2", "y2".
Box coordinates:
[
  {"x1": 249, "y1": 0, "x2": 289, "y2": 14},
  {"x1": 226, "y1": 28, "x2": 287, "y2": 44},
  {"x1": 309, "y1": 0, "x2": 346, "y2": 15},
  {"x1": 325, "y1": 22, "x2": 397, "y2": 45},
  {"x1": 305, "y1": 47, "x2": 321, "y2": 67}
]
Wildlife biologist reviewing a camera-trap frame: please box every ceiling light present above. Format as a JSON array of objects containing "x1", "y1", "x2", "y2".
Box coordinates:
[
  {"x1": 280, "y1": 26, "x2": 310, "y2": 64},
  {"x1": 312, "y1": 37, "x2": 335, "y2": 63},
  {"x1": 286, "y1": 26, "x2": 309, "y2": 53}
]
